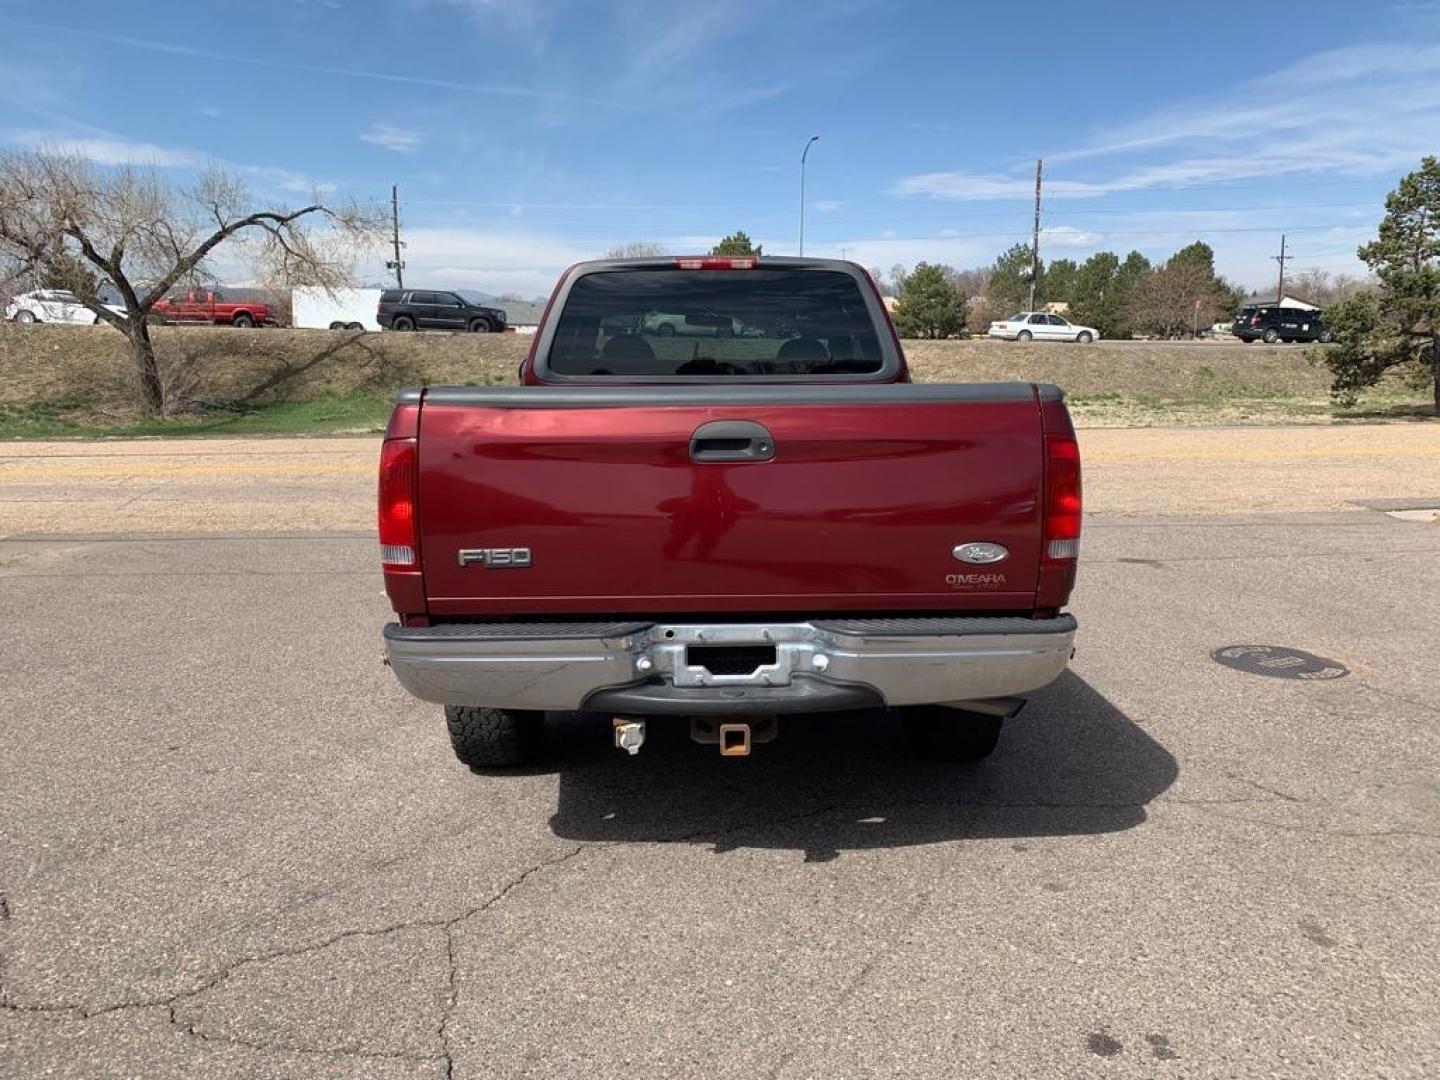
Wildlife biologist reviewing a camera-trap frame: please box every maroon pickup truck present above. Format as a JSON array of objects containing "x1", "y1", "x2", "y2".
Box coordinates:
[
  {"x1": 379, "y1": 257, "x2": 1080, "y2": 767},
  {"x1": 152, "y1": 289, "x2": 274, "y2": 327}
]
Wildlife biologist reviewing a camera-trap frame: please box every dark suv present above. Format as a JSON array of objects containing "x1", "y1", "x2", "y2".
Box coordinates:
[
  {"x1": 1231, "y1": 305, "x2": 1330, "y2": 344},
  {"x1": 377, "y1": 290, "x2": 507, "y2": 333}
]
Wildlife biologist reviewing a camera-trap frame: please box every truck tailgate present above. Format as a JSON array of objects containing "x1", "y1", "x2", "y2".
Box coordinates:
[{"x1": 416, "y1": 385, "x2": 1047, "y2": 616}]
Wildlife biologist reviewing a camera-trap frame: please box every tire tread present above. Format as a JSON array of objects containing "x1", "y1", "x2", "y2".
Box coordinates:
[{"x1": 444, "y1": 706, "x2": 543, "y2": 768}]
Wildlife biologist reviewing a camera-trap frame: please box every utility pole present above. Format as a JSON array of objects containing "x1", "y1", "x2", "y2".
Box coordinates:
[
  {"x1": 388, "y1": 184, "x2": 406, "y2": 288},
  {"x1": 1271, "y1": 233, "x2": 1291, "y2": 304},
  {"x1": 799, "y1": 135, "x2": 820, "y2": 257},
  {"x1": 1029, "y1": 158, "x2": 1043, "y2": 310}
]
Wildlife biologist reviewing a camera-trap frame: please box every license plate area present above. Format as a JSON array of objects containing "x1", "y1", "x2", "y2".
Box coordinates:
[
  {"x1": 645, "y1": 624, "x2": 822, "y2": 688},
  {"x1": 686, "y1": 645, "x2": 778, "y2": 676}
]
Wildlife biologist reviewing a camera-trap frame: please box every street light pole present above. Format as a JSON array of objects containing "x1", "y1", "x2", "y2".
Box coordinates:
[{"x1": 799, "y1": 135, "x2": 820, "y2": 256}]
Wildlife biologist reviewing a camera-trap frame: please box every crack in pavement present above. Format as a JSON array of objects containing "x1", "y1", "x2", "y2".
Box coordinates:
[
  {"x1": 1352, "y1": 679, "x2": 1440, "y2": 719},
  {"x1": 0, "y1": 842, "x2": 592, "y2": 1067},
  {"x1": 440, "y1": 926, "x2": 460, "y2": 1080},
  {"x1": 5, "y1": 787, "x2": 1415, "y2": 1065},
  {"x1": 1173, "y1": 801, "x2": 1440, "y2": 841},
  {"x1": 164, "y1": 1003, "x2": 447, "y2": 1066},
  {"x1": 765, "y1": 1047, "x2": 798, "y2": 1079}
]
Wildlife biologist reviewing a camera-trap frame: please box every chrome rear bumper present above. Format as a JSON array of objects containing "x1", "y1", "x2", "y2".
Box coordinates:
[{"x1": 384, "y1": 616, "x2": 1076, "y2": 715}]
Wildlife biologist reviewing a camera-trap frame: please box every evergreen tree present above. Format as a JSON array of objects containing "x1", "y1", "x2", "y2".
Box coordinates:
[
  {"x1": 988, "y1": 243, "x2": 1038, "y2": 312},
  {"x1": 711, "y1": 231, "x2": 762, "y2": 256},
  {"x1": 1043, "y1": 258, "x2": 1079, "y2": 304},
  {"x1": 891, "y1": 262, "x2": 967, "y2": 339},
  {"x1": 1317, "y1": 157, "x2": 1440, "y2": 414}
]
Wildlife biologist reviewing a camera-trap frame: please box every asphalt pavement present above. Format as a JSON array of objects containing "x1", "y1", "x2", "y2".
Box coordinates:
[{"x1": 2, "y1": 444, "x2": 1440, "y2": 1077}]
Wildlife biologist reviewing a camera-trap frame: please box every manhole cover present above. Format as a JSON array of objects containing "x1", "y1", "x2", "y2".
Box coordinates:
[{"x1": 1212, "y1": 645, "x2": 1349, "y2": 680}]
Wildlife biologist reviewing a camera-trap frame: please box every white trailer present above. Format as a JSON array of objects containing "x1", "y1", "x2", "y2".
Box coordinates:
[{"x1": 291, "y1": 287, "x2": 383, "y2": 331}]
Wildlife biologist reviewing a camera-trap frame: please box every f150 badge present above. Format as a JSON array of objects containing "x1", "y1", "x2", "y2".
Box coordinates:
[{"x1": 458, "y1": 548, "x2": 532, "y2": 568}]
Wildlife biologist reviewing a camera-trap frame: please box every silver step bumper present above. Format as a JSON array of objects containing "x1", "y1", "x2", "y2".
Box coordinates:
[{"x1": 384, "y1": 616, "x2": 1077, "y2": 715}]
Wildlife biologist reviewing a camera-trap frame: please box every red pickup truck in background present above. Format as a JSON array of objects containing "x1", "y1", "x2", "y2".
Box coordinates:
[
  {"x1": 152, "y1": 289, "x2": 274, "y2": 327},
  {"x1": 379, "y1": 257, "x2": 1081, "y2": 767}
]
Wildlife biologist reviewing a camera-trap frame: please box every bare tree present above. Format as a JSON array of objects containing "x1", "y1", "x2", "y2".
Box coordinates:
[
  {"x1": 1127, "y1": 259, "x2": 1227, "y2": 338},
  {"x1": 0, "y1": 151, "x2": 383, "y2": 414},
  {"x1": 1285, "y1": 267, "x2": 1375, "y2": 308},
  {"x1": 604, "y1": 241, "x2": 668, "y2": 259}
]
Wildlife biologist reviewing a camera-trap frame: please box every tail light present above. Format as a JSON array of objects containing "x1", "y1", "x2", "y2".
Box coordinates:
[
  {"x1": 1042, "y1": 434, "x2": 1081, "y2": 561},
  {"x1": 378, "y1": 438, "x2": 418, "y2": 568},
  {"x1": 1250, "y1": 315, "x2": 1261, "y2": 326}
]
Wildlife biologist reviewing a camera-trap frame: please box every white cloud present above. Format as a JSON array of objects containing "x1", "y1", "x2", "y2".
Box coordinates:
[
  {"x1": 366, "y1": 227, "x2": 594, "y2": 297},
  {"x1": 814, "y1": 199, "x2": 843, "y2": 213},
  {"x1": 1041, "y1": 225, "x2": 1102, "y2": 247},
  {"x1": 9, "y1": 130, "x2": 334, "y2": 196},
  {"x1": 893, "y1": 42, "x2": 1440, "y2": 202},
  {"x1": 811, "y1": 235, "x2": 993, "y2": 272},
  {"x1": 11, "y1": 132, "x2": 206, "y2": 168},
  {"x1": 361, "y1": 123, "x2": 423, "y2": 154},
  {"x1": 893, "y1": 172, "x2": 1110, "y2": 201},
  {"x1": 15, "y1": 24, "x2": 638, "y2": 112},
  {"x1": 618, "y1": 3, "x2": 756, "y2": 83}
]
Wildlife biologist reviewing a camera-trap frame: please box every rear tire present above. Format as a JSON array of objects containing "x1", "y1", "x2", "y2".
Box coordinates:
[
  {"x1": 444, "y1": 706, "x2": 544, "y2": 768},
  {"x1": 901, "y1": 706, "x2": 1004, "y2": 762},
  {"x1": 656, "y1": 322, "x2": 677, "y2": 337},
  {"x1": 232, "y1": 313, "x2": 255, "y2": 328},
  {"x1": 1261, "y1": 328, "x2": 1279, "y2": 344},
  {"x1": 1317, "y1": 328, "x2": 1333, "y2": 344},
  {"x1": 346, "y1": 322, "x2": 365, "y2": 332},
  {"x1": 1076, "y1": 331, "x2": 1093, "y2": 344},
  {"x1": 329, "y1": 321, "x2": 346, "y2": 330},
  {"x1": 1016, "y1": 330, "x2": 1033, "y2": 342},
  {"x1": 392, "y1": 315, "x2": 415, "y2": 332}
]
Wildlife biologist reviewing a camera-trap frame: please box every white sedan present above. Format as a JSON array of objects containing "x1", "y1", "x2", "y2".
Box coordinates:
[
  {"x1": 988, "y1": 311, "x2": 1100, "y2": 343},
  {"x1": 6, "y1": 289, "x2": 123, "y2": 325}
]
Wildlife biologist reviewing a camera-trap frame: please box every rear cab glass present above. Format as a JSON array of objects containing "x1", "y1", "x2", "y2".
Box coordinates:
[{"x1": 541, "y1": 265, "x2": 895, "y2": 379}]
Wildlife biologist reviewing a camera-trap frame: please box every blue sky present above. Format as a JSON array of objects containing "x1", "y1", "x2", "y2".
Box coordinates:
[{"x1": 2, "y1": 0, "x2": 1438, "y2": 296}]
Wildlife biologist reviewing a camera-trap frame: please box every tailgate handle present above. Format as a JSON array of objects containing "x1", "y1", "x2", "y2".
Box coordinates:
[{"x1": 689, "y1": 420, "x2": 776, "y2": 463}]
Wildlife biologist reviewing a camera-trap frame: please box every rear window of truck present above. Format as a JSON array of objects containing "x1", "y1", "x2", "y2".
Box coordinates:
[{"x1": 545, "y1": 268, "x2": 886, "y2": 377}]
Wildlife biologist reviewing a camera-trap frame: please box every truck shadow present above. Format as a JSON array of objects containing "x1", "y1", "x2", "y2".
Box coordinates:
[{"x1": 544, "y1": 671, "x2": 1176, "y2": 861}]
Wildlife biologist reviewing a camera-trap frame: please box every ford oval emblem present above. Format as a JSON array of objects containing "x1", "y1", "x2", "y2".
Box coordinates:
[{"x1": 952, "y1": 542, "x2": 1009, "y2": 565}]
